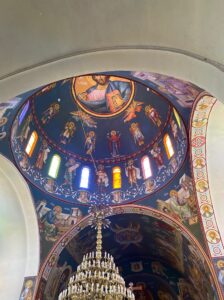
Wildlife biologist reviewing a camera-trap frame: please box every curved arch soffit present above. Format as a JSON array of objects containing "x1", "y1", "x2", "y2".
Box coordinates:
[
  {"x1": 0, "y1": 48, "x2": 224, "y2": 103},
  {"x1": 0, "y1": 154, "x2": 40, "y2": 299},
  {"x1": 34, "y1": 204, "x2": 222, "y2": 299},
  {"x1": 191, "y1": 93, "x2": 224, "y2": 258}
]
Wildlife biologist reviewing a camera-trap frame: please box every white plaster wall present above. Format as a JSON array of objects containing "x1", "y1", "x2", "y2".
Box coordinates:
[
  {"x1": 1, "y1": 0, "x2": 224, "y2": 102},
  {"x1": 0, "y1": 155, "x2": 39, "y2": 300},
  {"x1": 207, "y1": 101, "x2": 224, "y2": 245},
  {"x1": 0, "y1": 49, "x2": 224, "y2": 104},
  {"x1": 1, "y1": 0, "x2": 224, "y2": 79}
]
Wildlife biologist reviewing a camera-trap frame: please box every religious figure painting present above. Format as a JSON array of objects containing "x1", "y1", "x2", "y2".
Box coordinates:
[
  {"x1": 129, "y1": 122, "x2": 145, "y2": 146},
  {"x1": 41, "y1": 102, "x2": 60, "y2": 124},
  {"x1": 73, "y1": 75, "x2": 134, "y2": 117},
  {"x1": 145, "y1": 105, "x2": 162, "y2": 127},
  {"x1": 125, "y1": 159, "x2": 142, "y2": 187},
  {"x1": 96, "y1": 164, "x2": 109, "y2": 193},
  {"x1": 60, "y1": 121, "x2": 76, "y2": 144},
  {"x1": 19, "y1": 278, "x2": 35, "y2": 300},
  {"x1": 35, "y1": 139, "x2": 50, "y2": 170},
  {"x1": 107, "y1": 130, "x2": 121, "y2": 157},
  {"x1": 85, "y1": 131, "x2": 96, "y2": 155},
  {"x1": 62, "y1": 158, "x2": 80, "y2": 190}
]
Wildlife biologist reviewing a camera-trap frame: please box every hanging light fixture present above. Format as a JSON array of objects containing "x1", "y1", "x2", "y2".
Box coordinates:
[{"x1": 58, "y1": 204, "x2": 135, "y2": 300}]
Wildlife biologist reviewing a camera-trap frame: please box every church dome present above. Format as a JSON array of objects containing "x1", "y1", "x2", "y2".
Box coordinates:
[{"x1": 11, "y1": 72, "x2": 187, "y2": 205}]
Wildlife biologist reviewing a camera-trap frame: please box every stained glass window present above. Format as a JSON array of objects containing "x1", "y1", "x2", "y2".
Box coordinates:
[
  {"x1": 25, "y1": 131, "x2": 38, "y2": 157},
  {"x1": 164, "y1": 134, "x2": 174, "y2": 159},
  {"x1": 141, "y1": 156, "x2": 152, "y2": 179},
  {"x1": 173, "y1": 108, "x2": 181, "y2": 128},
  {"x1": 80, "y1": 167, "x2": 90, "y2": 189},
  {"x1": 113, "y1": 166, "x2": 122, "y2": 189},
  {"x1": 19, "y1": 101, "x2": 29, "y2": 125},
  {"x1": 48, "y1": 154, "x2": 61, "y2": 178}
]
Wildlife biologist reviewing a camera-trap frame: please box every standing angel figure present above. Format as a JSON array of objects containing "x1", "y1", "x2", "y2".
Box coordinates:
[{"x1": 129, "y1": 123, "x2": 144, "y2": 146}]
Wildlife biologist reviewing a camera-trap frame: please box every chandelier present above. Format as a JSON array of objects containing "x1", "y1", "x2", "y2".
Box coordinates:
[{"x1": 58, "y1": 205, "x2": 135, "y2": 300}]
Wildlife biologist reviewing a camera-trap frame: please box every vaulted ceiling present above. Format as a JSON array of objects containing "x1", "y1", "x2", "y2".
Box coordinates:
[{"x1": 1, "y1": 1, "x2": 224, "y2": 300}]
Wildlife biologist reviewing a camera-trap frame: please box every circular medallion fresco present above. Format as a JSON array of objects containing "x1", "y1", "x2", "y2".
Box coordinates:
[{"x1": 72, "y1": 75, "x2": 134, "y2": 117}]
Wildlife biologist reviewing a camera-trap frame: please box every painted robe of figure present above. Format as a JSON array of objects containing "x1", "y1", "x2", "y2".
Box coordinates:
[
  {"x1": 60, "y1": 121, "x2": 76, "y2": 144},
  {"x1": 40, "y1": 206, "x2": 62, "y2": 241},
  {"x1": 125, "y1": 159, "x2": 142, "y2": 187},
  {"x1": 19, "y1": 280, "x2": 33, "y2": 300},
  {"x1": 85, "y1": 131, "x2": 96, "y2": 155},
  {"x1": 145, "y1": 105, "x2": 162, "y2": 127},
  {"x1": 35, "y1": 140, "x2": 50, "y2": 169},
  {"x1": 169, "y1": 190, "x2": 192, "y2": 222},
  {"x1": 150, "y1": 143, "x2": 164, "y2": 171},
  {"x1": 130, "y1": 123, "x2": 144, "y2": 146},
  {"x1": 96, "y1": 164, "x2": 109, "y2": 192},
  {"x1": 63, "y1": 158, "x2": 80, "y2": 190},
  {"x1": 107, "y1": 130, "x2": 121, "y2": 157}
]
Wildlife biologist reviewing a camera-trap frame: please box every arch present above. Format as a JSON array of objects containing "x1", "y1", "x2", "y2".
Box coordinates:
[
  {"x1": 191, "y1": 93, "x2": 224, "y2": 258},
  {"x1": 34, "y1": 204, "x2": 222, "y2": 299},
  {"x1": 112, "y1": 166, "x2": 122, "y2": 189},
  {"x1": 80, "y1": 166, "x2": 90, "y2": 189},
  {"x1": 0, "y1": 155, "x2": 39, "y2": 300},
  {"x1": 48, "y1": 154, "x2": 61, "y2": 179},
  {"x1": 163, "y1": 134, "x2": 174, "y2": 159},
  {"x1": 141, "y1": 155, "x2": 152, "y2": 179}
]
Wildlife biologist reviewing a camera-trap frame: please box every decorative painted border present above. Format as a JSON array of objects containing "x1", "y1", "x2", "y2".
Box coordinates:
[
  {"x1": 33, "y1": 204, "x2": 223, "y2": 299},
  {"x1": 191, "y1": 93, "x2": 224, "y2": 258}
]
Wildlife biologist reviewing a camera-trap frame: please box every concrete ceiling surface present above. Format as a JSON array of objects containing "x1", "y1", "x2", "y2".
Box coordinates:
[{"x1": 0, "y1": 0, "x2": 224, "y2": 80}]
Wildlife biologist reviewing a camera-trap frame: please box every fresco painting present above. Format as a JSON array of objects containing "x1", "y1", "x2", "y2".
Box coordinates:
[
  {"x1": 157, "y1": 174, "x2": 198, "y2": 226},
  {"x1": 19, "y1": 277, "x2": 36, "y2": 300},
  {"x1": 73, "y1": 75, "x2": 134, "y2": 116},
  {"x1": 132, "y1": 71, "x2": 202, "y2": 109},
  {"x1": 11, "y1": 104, "x2": 187, "y2": 205},
  {"x1": 41, "y1": 102, "x2": 60, "y2": 124},
  {"x1": 40, "y1": 213, "x2": 218, "y2": 299},
  {"x1": 0, "y1": 97, "x2": 24, "y2": 141},
  {"x1": 0, "y1": 71, "x2": 223, "y2": 298}
]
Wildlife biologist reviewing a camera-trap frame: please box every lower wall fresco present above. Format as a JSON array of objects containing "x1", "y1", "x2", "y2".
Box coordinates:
[{"x1": 33, "y1": 206, "x2": 222, "y2": 300}]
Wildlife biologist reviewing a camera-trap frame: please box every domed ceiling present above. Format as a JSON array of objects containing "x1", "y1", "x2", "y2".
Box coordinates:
[
  {"x1": 11, "y1": 72, "x2": 188, "y2": 205},
  {"x1": 3, "y1": 70, "x2": 221, "y2": 299}
]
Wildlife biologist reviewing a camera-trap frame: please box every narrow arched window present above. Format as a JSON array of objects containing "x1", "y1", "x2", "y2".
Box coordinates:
[
  {"x1": 141, "y1": 156, "x2": 152, "y2": 179},
  {"x1": 19, "y1": 101, "x2": 29, "y2": 125},
  {"x1": 48, "y1": 154, "x2": 61, "y2": 178},
  {"x1": 113, "y1": 166, "x2": 122, "y2": 189},
  {"x1": 173, "y1": 108, "x2": 181, "y2": 128},
  {"x1": 164, "y1": 134, "x2": 174, "y2": 159},
  {"x1": 80, "y1": 167, "x2": 90, "y2": 189},
  {"x1": 25, "y1": 131, "x2": 38, "y2": 157}
]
